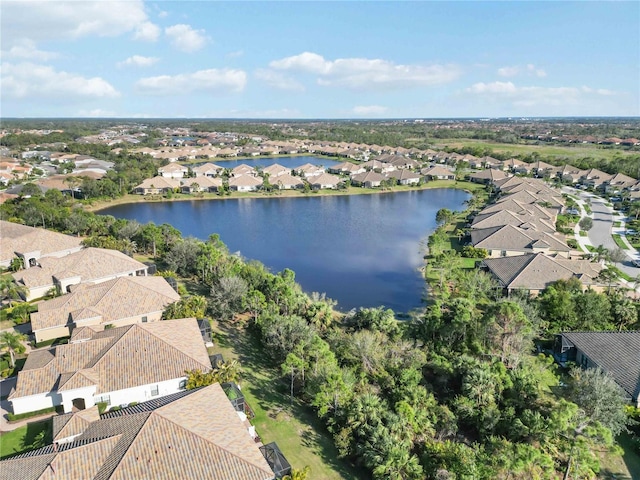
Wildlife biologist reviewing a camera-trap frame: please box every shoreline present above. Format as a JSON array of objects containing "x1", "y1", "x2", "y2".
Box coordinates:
[{"x1": 85, "y1": 180, "x2": 483, "y2": 213}]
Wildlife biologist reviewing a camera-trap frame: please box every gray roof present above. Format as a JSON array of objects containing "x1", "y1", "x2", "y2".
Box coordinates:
[
  {"x1": 482, "y1": 253, "x2": 601, "y2": 291},
  {"x1": 561, "y1": 331, "x2": 640, "y2": 401}
]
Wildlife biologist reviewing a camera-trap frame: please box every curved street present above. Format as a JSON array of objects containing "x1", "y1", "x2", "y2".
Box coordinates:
[{"x1": 564, "y1": 187, "x2": 640, "y2": 278}]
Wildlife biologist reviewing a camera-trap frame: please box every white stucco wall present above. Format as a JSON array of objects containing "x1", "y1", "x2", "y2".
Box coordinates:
[{"x1": 11, "y1": 377, "x2": 187, "y2": 415}]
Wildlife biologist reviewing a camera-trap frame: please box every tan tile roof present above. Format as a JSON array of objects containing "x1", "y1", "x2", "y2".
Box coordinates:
[
  {"x1": 13, "y1": 248, "x2": 147, "y2": 290},
  {"x1": 0, "y1": 220, "x2": 82, "y2": 264},
  {"x1": 109, "y1": 385, "x2": 273, "y2": 480},
  {"x1": 272, "y1": 173, "x2": 304, "y2": 187},
  {"x1": 471, "y1": 210, "x2": 556, "y2": 233},
  {"x1": 309, "y1": 173, "x2": 341, "y2": 187},
  {"x1": 1, "y1": 384, "x2": 274, "y2": 480},
  {"x1": 53, "y1": 406, "x2": 101, "y2": 442},
  {"x1": 10, "y1": 319, "x2": 211, "y2": 399},
  {"x1": 471, "y1": 224, "x2": 570, "y2": 253},
  {"x1": 229, "y1": 175, "x2": 263, "y2": 187},
  {"x1": 134, "y1": 177, "x2": 181, "y2": 190}
]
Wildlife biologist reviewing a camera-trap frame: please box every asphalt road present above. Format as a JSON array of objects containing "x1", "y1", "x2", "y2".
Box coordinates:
[{"x1": 568, "y1": 188, "x2": 640, "y2": 277}]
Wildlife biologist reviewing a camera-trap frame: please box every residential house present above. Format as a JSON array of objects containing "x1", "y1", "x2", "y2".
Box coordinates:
[
  {"x1": 386, "y1": 169, "x2": 421, "y2": 185},
  {"x1": 553, "y1": 331, "x2": 640, "y2": 407},
  {"x1": 262, "y1": 163, "x2": 290, "y2": 178},
  {"x1": 531, "y1": 160, "x2": 555, "y2": 177},
  {"x1": 1, "y1": 384, "x2": 278, "y2": 479},
  {"x1": 0, "y1": 220, "x2": 83, "y2": 269},
  {"x1": 469, "y1": 169, "x2": 510, "y2": 184},
  {"x1": 390, "y1": 157, "x2": 419, "y2": 170},
  {"x1": 8, "y1": 318, "x2": 212, "y2": 416},
  {"x1": 12, "y1": 247, "x2": 148, "y2": 301},
  {"x1": 272, "y1": 173, "x2": 304, "y2": 190},
  {"x1": 30, "y1": 276, "x2": 180, "y2": 343},
  {"x1": 471, "y1": 210, "x2": 556, "y2": 234},
  {"x1": 351, "y1": 171, "x2": 385, "y2": 188},
  {"x1": 505, "y1": 158, "x2": 531, "y2": 174},
  {"x1": 603, "y1": 172, "x2": 638, "y2": 193},
  {"x1": 361, "y1": 159, "x2": 396, "y2": 173},
  {"x1": 132, "y1": 176, "x2": 180, "y2": 195},
  {"x1": 295, "y1": 163, "x2": 325, "y2": 178},
  {"x1": 482, "y1": 253, "x2": 602, "y2": 295},
  {"x1": 157, "y1": 163, "x2": 188, "y2": 179},
  {"x1": 230, "y1": 164, "x2": 257, "y2": 177},
  {"x1": 470, "y1": 224, "x2": 571, "y2": 258},
  {"x1": 309, "y1": 173, "x2": 342, "y2": 190},
  {"x1": 422, "y1": 165, "x2": 456, "y2": 181},
  {"x1": 579, "y1": 168, "x2": 612, "y2": 189},
  {"x1": 327, "y1": 162, "x2": 366, "y2": 175},
  {"x1": 192, "y1": 162, "x2": 224, "y2": 178},
  {"x1": 228, "y1": 175, "x2": 263, "y2": 192},
  {"x1": 180, "y1": 176, "x2": 223, "y2": 193}
]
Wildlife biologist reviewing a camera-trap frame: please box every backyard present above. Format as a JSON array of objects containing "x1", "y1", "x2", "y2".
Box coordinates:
[{"x1": 209, "y1": 321, "x2": 367, "y2": 480}]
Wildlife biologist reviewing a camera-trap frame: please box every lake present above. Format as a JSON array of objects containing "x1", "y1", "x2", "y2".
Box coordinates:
[{"x1": 100, "y1": 188, "x2": 470, "y2": 313}]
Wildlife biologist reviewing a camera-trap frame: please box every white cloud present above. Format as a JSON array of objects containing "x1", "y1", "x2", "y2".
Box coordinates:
[
  {"x1": 352, "y1": 105, "x2": 388, "y2": 116},
  {"x1": 158, "y1": 11, "x2": 168, "y2": 18},
  {"x1": 465, "y1": 81, "x2": 619, "y2": 108},
  {"x1": 165, "y1": 24, "x2": 208, "y2": 52},
  {"x1": 2, "y1": 1, "x2": 157, "y2": 43},
  {"x1": 136, "y1": 68, "x2": 246, "y2": 95},
  {"x1": 134, "y1": 21, "x2": 161, "y2": 42},
  {"x1": 117, "y1": 55, "x2": 159, "y2": 68},
  {"x1": 1, "y1": 62, "x2": 120, "y2": 100},
  {"x1": 497, "y1": 64, "x2": 546, "y2": 78},
  {"x1": 227, "y1": 50, "x2": 244, "y2": 58},
  {"x1": 269, "y1": 51, "x2": 461, "y2": 90},
  {"x1": 1, "y1": 39, "x2": 58, "y2": 61},
  {"x1": 255, "y1": 69, "x2": 304, "y2": 91},
  {"x1": 77, "y1": 108, "x2": 118, "y2": 117}
]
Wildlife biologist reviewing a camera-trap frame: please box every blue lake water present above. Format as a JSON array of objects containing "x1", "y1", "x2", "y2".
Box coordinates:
[{"x1": 101, "y1": 188, "x2": 469, "y2": 313}]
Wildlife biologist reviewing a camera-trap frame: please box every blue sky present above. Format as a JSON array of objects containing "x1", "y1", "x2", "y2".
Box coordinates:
[{"x1": 1, "y1": 1, "x2": 638, "y2": 118}]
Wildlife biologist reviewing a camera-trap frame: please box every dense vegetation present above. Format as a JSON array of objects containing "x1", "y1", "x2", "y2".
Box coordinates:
[{"x1": 2, "y1": 187, "x2": 638, "y2": 479}]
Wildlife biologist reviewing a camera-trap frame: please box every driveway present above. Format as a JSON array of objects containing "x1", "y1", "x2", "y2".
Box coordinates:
[{"x1": 565, "y1": 187, "x2": 640, "y2": 277}]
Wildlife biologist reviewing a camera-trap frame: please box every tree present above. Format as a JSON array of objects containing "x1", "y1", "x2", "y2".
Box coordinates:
[
  {"x1": 282, "y1": 466, "x2": 311, "y2": 480},
  {"x1": 578, "y1": 216, "x2": 593, "y2": 231},
  {"x1": 282, "y1": 352, "x2": 305, "y2": 403},
  {"x1": 0, "y1": 276, "x2": 27, "y2": 307},
  {"x1": 163, "y1": 295, "x2": 207, "y2": 320},
  {"x1": 210, "y1": 276, "x2": 249, "y2": 321},
  {"x1": 0, "y1": 331, "x2": 27, "y2": 368},
  {"x1": 567, "y1": 366, "x2": 629, "y2": 437},
  {"x1": 435, "y1": 208, "x2": 455, "y2": 226},
  {"x1": 607, "y1": 246, "x2": 627, "y2": 264}
]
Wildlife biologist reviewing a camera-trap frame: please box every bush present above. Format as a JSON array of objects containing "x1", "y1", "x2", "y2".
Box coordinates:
[
  {"x1": 7, "y1": 407, "x2": 56, "y2": 422},
  {"x1": 97, "y1": 402, "x2": 108, "y2": 414},
  {"x1": 461, "y1": 246, "x2": 488, "y2": 259},
  {"x1": 579, "y1": 217, "x2": 593, "y2": 231}
]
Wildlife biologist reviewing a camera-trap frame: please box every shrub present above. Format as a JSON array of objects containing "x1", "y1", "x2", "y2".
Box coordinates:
[
  {"x1": 97, "y1": 402, "x2": 108, "y2": 414},
  {"x1": 461, "y1": 246, "x2": 488, "y2": 259},
  {"x1": 7, "y1": 407, "x2": 55, "y2": 422}
]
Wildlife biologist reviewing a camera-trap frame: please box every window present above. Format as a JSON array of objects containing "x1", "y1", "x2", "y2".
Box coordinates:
[
  {"x1": 141, "y1": 316, "x2": 148, "y2": 323},
  {"x1": 151, "y1": 385, "x2": 159, "y2": 397},
  {"x1": 95, "y1": 394, "x2": 111, "y2": 406},
  {"x1": 179, "y1": 379, "x2": 187, "y2": 390},
  {"x1": 501, "y1": 251, "x2": 507, "y2": 257}
]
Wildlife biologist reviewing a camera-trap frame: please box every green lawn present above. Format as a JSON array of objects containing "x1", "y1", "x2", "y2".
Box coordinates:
[
  {"x1": 598, "y1": 433, "x2": 640, "y2": 480},
  {"x1": 210, "y1": 323, "x2": 367, "y2": 480},
  {"x1": 0, "y1": 419, "x2": 51, "y2": 459},
  {"x1": 433, "y1": 139, "x2": 637, "y2": 161},
  {"x1": 612, "y1": 234, "x2": 627, "y2": 249}
]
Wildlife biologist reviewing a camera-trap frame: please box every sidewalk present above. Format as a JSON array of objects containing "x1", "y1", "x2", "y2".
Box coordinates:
[{"x1": 570, "y1": 192, "x2": 640, "y2": 294}]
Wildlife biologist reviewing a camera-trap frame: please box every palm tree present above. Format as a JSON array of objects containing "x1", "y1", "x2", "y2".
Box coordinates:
[
  {"x1": 0, "y1": 331, "x2": 27, "y2": 368},
  {"x1": 0, "y1": 276, "x2": 27, "y2": 307},
  {"x1": 282, "y1": 466, "x2": 311, "y2": 480}
]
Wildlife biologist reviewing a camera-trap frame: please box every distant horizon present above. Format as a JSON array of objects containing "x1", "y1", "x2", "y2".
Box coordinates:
[
  {"x1": 3, "y1": 116, "x2": 640, "y2": 122},
  {"x1": 1, "y1": 1, "x2": 638, "y2": 118}
]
